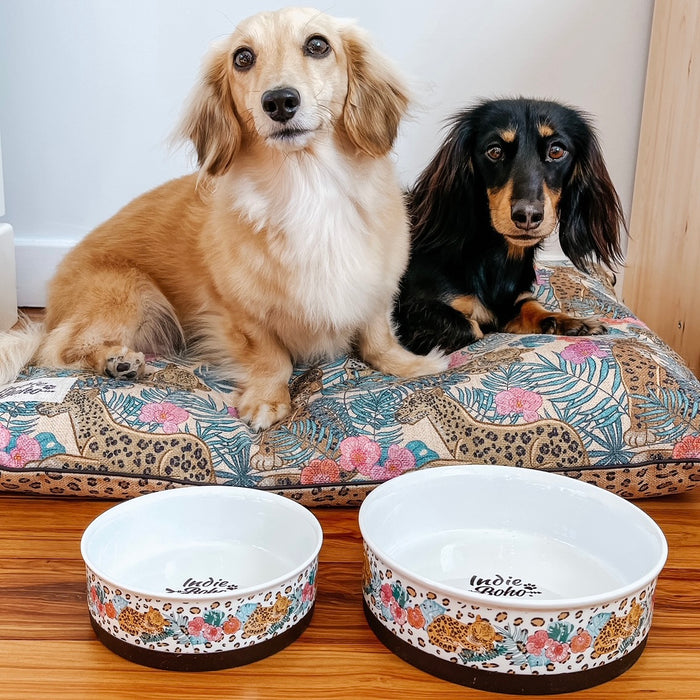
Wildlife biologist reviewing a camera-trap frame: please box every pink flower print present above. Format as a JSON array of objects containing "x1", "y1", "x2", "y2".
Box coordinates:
[
  {"x1": 448, "y1": 351, "x2": 469, "y2": 369},
  {"x1": 380, "y1": 583, "x2": 394, "y2": 607},
  {"x1": 672, "y1": 435, "x2": 700, "y2": 460},
  {"x1": 545, "y1": 638, "x2": 571, "y2": 663},
  {"x1": 90, "y1": 586, "x2": 100, "y2": 605},
  {"x1": 560, "y1": 339, "x2": 608, "y2": 364},
  {"x1": 525, "y1": 629, "x2": 549, "y2": 655},
  {"x1": 139, "y1": 402, "x2": 189, "y2": 433},
  {"x1": 382, "y1": 445, "x2": 416, "y2": 477},
  {"x1": 302, "y1": 582, "x2": 315, "y2": 602},
  {"x1": 495, "y1": 387, "x2": 543, "y2": 422},
  {"x1": 0, "y1": 434, "x2": 41, "y2": 468},
  {"x1": 201, "y1": 623, "x2": 224, "y2": 642},
  {"x1": 389, "y1": 598, "x2": 407, "y2": 626},
  {"x1": 367, "y1": 445, "x2": 418, "y2": 481},
  {"x1": 300, "y1": 459, "x2": 340, "y2": 485},
  {"x1": 187, "y1": 616, "x2": 206, "y2": 636},
  {"x1": 364, "y1": 463, "x2": 392, "y2": 481},
  {"x1": 0, "y1": 426, "x2": 10, "y2": 450},
  {"x1": 227, "y1": 406, "x2": 240, "y2": 419},
  {"x1": 338, "y1": 436, "x2": 381, "y2": 475},
  {"x1": 605, "y1": 316, "x2": 648, "y2": 329}
]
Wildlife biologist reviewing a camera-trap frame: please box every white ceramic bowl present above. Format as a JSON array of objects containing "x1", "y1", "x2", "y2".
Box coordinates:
[
  {"x1": 81, "y1": 486, "x2": 322, "y2": 670},
  {"x1": 359, "y1": 465, "x2": 667, "y2": 694}
]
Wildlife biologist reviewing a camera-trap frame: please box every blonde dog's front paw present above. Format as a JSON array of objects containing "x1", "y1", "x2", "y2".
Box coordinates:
[
  {"x1": 104, "y1": 348, "x2": 146, "y2": 380},
  {"x1": 237, "y1": 389, "x2": 291, "y2": 431}
]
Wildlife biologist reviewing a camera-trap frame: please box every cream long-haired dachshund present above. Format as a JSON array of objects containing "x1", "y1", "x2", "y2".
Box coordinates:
[{"x1": 0, "y1": 7, "x2": 445, "y2": 429}]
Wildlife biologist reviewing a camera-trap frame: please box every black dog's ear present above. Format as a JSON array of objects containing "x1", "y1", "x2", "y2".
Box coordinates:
[
  {"x1": 408, "y1": 112, "x2": 477, "y2": 251},
  {"x1": 558, "y1": 123, "x2": 626, "y2": 272}
]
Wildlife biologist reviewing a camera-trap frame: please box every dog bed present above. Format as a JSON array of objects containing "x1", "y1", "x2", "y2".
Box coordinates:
[{"x1": 1, "y1": 263, "x2": 699, "y2": 503}]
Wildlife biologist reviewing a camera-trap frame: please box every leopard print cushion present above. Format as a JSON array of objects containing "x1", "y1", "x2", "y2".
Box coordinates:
[{"x1": 1, "y1": 263, "x2": 699, "y2": 503}]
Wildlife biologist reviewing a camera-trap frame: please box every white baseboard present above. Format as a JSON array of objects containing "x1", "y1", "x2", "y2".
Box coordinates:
[
  {"x1": 0, "y1": 223, "x2": 18, "y2": 329},
  {"x1": 14, "y1": 237, "x2": 76, "y2": 307}
]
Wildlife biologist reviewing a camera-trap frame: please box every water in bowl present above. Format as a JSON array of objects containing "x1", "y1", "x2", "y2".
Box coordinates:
[
  {"x1": 111, "y1": 540, "x2": 293, "y2": 596},
  {"x1": 389, "y1": 528, "x2": 625, "y2": 601}
]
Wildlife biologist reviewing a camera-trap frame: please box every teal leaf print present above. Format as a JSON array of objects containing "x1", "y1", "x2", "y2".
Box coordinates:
[
  {"x1": 236, "y1": 603, "x2": 258, "y2": 623},
  {"x1": 497, "y1": 625, "x2": 529, "y2": 665},
  {"x1": 405, "y1": 440, "x2": 438, "y2": 467},
  {"x1": 94, "y1": 582, "x2": 106, "y2": 604},
  {"x1": 419, "y1": 599, "x2": 446, "y2": 625},
  {"x1": 547, "y1": 620, "x2": 574, "y2": 643},
  {"x1": 527, "y1": 652, "x2": 549, "y2": 667},
  {"x1": 349, "y1": 390, "x2": 404, "y2": 445},
  {"x1": 141, "y1": 629, "x2": 175, "y2": 644},
  {"x1": 203, "y1": 609, "x2": 226, "y2": 627},
  {"x1": 634, "y1": 388, "x2": 700, "y2": 439},
  {"x1": 308, "y1": 397, "x2": 354, "y2": 433},
  {"x1": 34, "y1": 432, "x2": 65, "y2": 457},
  {"x1": 459, "y1": 645, "x2": 506, "y2": 663},
  {"x1": 113, "y1": 596, "x2": 128, "y2": 614},
  {"x1": 391, "y1": 583, "x2": 408, "y2": 608},
  {"x1": 587, "y1": 612, "x2": 612, "y2": 638}
]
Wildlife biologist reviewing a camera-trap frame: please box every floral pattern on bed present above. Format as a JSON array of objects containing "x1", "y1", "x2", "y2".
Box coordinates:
[{"x1": 1, "y1": 264, "x2": 699, "y2": 502}]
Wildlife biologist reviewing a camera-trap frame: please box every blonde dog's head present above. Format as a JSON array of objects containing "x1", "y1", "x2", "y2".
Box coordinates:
[{"x1": 179, "y1": 7, "x2": 409, "y2": 175}]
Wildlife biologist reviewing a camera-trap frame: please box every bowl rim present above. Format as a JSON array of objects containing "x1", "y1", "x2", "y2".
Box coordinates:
[
  {"x1": 81, "y1": 485, "x2": 323, "y2": 601},
  {"x1": 358, "y1": 464, "x2": 668, "y2": 611}
]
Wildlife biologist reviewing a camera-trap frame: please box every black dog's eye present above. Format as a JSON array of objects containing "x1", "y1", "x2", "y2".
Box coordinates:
[
  {"x1": 486, "y1": 145, "x2": 504, "y2": 161},
  {"x1": 547, "y1": 144, "x2": 568, "y2": 161},
  {"x1": 233, "y1": 47, "x2": 256, "y2": 71},
  {"x1": 304, "y1": 35, "x2": 331, "y2": 58}
]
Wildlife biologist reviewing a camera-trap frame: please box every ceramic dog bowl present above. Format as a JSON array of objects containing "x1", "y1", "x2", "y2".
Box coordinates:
[
  {"x1": 81, "y1": 486, "x2": 322, "y2": 671},
  {"x1": 359, "y1": 465, "x2": 667, "y2": 694}
]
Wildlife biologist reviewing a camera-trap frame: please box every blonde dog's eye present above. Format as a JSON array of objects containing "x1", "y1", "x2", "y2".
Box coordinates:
[
  {"x1": 233, "y1": 47, "x2": 256, "y2": 71},
  {"x1": 304, "y1": 35, "x2": 331, "y2": 58}
]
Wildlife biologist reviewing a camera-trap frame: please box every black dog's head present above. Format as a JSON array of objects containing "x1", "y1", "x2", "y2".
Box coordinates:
[{"x1": 409, "y1": 98, "x2": 625, "y2": 271}]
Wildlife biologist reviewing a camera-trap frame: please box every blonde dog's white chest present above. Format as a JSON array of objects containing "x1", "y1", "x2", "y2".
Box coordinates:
[{"x1": 224, "y1": 150, "x2": 394, "y2": 332}]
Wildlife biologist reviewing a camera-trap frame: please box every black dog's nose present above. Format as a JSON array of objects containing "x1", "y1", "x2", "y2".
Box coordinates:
[
  {"x1": 261, "y1": 88, "x2": 300, "y2": 123},
  {"x1": 511, "y1": 200, "x2": 544, "y2": 231}
]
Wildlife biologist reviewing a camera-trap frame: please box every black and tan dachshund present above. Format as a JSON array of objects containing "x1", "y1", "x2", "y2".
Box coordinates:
[{"x1": 394, "y1": 98, "x2": 626, "y2": 355}]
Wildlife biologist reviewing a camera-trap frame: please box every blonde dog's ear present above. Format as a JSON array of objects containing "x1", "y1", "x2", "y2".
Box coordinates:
[
  {"x1": 178, "y1": 44, "x2": 241, "y2": 176},
  {"x1": 340, "y1": 25, "x2": 409, "y2": 157}
]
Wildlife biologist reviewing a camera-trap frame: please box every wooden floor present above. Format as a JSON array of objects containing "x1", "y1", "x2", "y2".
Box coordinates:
[{"x1": 1, "y1": 490, "x2": 699, "y2": 700}]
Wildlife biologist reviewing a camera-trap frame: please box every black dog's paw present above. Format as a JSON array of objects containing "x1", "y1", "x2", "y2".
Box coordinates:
[
  {"x1": 542, "y1": 315, "x2": 608, "y2": 336},
  {"x1": 395, "y1": 300, "x2": 483, "y2": 355}
]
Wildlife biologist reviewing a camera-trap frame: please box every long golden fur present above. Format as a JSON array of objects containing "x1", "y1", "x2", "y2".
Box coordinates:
[{"x1": 0, "y1": 8, "x2": 445, "y2": 429}]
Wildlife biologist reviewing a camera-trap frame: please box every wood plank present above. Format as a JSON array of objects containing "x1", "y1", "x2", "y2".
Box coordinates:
[
  {"x1": 1, "y1": 490, "x2": 700, "y2": 699},
  {"x1": 623, "y1": 0, "x2": 700, "y2": 376},
  {"x1": 1, "y1": 641, "x2": 699, "y2": 700}
]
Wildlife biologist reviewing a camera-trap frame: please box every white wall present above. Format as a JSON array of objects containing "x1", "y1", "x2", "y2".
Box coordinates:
[{"x1": 0, "y1": 0, "x2": 653, "y2": 305}]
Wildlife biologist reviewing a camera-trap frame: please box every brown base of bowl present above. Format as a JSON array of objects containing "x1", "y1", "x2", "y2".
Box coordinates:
[
  {"x1": 90, "y1": 604, "x2": 315, "y2": 672},
  {"x1": 363, "y1": 600, "x2": 646, "y2": 695}
]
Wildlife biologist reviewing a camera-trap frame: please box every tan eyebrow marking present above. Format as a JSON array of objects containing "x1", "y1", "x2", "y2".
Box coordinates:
[
  {"x1": 499, "y1": 128, "x2": 517, "y2": 143},
  {"x1": 538, "y1": 123, "x2": 554, "y2": 138}
]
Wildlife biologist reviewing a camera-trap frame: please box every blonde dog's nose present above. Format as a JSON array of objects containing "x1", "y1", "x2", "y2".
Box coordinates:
[{"x1": 262, "y1": 88, "x2": 300, "y2": 122}]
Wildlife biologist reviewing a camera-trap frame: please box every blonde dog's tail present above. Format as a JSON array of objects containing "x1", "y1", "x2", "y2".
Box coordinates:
[{"x1": 0, "y1": 316, "x2": 44, "y2": 386}]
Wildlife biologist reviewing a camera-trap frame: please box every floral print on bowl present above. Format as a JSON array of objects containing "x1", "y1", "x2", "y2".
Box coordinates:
[
  {"x1": 86, "y1": 561, "x2": 317, "y2": 653},
  {"x1": 362, "y1": 545, "x2": 655, "y2": 675}
]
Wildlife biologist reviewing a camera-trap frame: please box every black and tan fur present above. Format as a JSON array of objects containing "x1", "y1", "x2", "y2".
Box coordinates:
[{"x1": 394, "y1": 98, "x2": 625, "y2": 354}]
